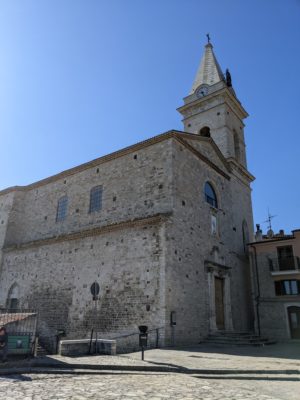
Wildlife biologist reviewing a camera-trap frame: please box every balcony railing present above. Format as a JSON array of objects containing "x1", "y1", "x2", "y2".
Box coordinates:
[{"x1": 268, "y1": 256, "x2": 300, "y2": 272}]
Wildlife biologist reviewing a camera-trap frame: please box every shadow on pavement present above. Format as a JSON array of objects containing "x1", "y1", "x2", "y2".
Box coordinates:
[
  {"x1": 193, "y1": 375, "x2": 300, "y2": 382},
  {"x1": 145, "y1": 359, "x2": 300, "y2": 376},
  {"x1": 0, "y1": 374, "x2": 32, "y2": 381},
  {"x1": 159, "y1": 342, "x2": 300, "y2": 362}
]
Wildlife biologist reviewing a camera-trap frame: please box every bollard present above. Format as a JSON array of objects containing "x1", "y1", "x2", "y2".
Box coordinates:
[{"x1": 138, "y1": 325, "x2": 148, "y2": 361}]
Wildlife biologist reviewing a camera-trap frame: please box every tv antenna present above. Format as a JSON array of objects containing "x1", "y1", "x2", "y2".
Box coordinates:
[{"x1": 263, "y1": 209, "x2": 276, "y2": 231}]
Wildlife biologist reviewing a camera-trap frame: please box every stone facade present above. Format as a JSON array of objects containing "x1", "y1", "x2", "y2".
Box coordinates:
[{"x1": 0, "y1": 42, "x2": 256, "y2": 352}]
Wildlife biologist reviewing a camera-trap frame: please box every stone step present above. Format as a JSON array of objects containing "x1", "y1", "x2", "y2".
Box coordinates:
[
  {"x1": 208, "y1": 334, "x2": 260, "y2": 338},
  {"x1": 35, "y1": 344, "x2": 48, "y2": 357},
  {"x1": 206, "y1": 335, "x2": 268, "y2": 342},
  {"x1": 203, "y1": 340, "x2": 276, "y2": 346},
  {"x1": 202, "y1": 331, "x2": 276, "y2": 347},
  {"x1": 214, "y1": 331, "x2": 253, "y2": 335},
  {"x1": 209, "y1": 332, "x2": 257, "y2": 337}
]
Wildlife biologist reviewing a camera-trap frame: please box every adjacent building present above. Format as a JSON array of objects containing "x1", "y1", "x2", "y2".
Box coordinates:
[
  {"x1": 0, "y1": 40, "x2": 255, "y2": 352},
  {"x1": 249, "y1": 226, "x2": 300, "y2": 340}
]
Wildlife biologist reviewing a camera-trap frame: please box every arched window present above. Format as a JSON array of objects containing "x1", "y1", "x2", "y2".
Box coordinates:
[
  {"x1": 199, "y1": 126, "x2": 211, "y2": 137},
  {"x1": 7, "y1": 283, "x2": 19, "y2": 311},
  {"x1": 204, "y1": 182, "x2": 218, "y2": 208}
]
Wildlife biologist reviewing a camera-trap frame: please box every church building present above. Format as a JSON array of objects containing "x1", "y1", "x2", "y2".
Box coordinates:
[{"x1": 0, "y1": 40, "x2": 255, "y2": 351}]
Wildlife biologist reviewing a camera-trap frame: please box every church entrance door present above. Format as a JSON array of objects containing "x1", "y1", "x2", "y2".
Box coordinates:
[
  {"x1": 215, "y1": 277, "x2": 225, "y2": 330},
  {"x1": 288, "y1": 306, "x2": 300, "y2": 339}
]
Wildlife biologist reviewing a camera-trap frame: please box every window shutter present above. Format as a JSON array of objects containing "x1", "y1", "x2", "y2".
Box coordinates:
[{"x1": 274, "y1": 281, "x2": 282, "y2": 296}]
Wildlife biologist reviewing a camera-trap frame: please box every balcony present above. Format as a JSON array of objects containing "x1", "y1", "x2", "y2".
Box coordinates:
[{"x1": 269, "y1": 256, "x2": 300, "y2": 273}]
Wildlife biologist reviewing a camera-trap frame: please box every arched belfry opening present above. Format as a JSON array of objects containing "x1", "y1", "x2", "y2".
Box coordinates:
[{"x1": 199, "y1": 126, "x2": 211, "y2": 137}]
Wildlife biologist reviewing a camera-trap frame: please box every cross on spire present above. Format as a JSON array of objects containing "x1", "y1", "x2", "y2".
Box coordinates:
[{"x1": 190, "y1": 36, "x2": 223, "y2": 93}]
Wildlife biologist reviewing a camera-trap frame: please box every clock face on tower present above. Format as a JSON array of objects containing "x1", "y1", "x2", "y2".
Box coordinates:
[{"x1": 195, "y1": 85, "x2": 208, "y2": 98}]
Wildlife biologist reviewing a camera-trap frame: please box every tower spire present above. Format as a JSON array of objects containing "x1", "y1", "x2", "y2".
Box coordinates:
[
  {"x1": 190, "y1": 39, "x2": 224, "y2": 94},
  {"x1": 178, "y1": 38, "x2": 249, "y2": 168}
]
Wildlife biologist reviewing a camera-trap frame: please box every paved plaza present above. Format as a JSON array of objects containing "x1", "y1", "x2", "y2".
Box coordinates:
[{"x1": 0, "y1": 343, "x2": 299, "y2": 399}]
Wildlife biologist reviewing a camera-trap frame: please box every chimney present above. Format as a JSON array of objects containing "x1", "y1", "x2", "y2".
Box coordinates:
[
  {"x1": 255, "y1": 224, "x2": 263, "y2": 241},
  {"x1": 279, "y1": 229, "x2": 285, "y2": 236},
  {"x1": 267, "y1": 229, "x2": 274, "y2": 238}
]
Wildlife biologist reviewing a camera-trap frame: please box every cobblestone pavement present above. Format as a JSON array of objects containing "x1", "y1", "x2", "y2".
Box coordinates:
[
  {"x1": 0, "y1": 372, "x2": 291, "y2": 400},
  {"x1": 0, "y1": 343, "x2": 299, "y2": 399}
]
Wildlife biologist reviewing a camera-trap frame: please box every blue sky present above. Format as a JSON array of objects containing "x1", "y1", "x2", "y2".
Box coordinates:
[{"x1": 0, "y1": 0, "x2": 299, "y2": 234}]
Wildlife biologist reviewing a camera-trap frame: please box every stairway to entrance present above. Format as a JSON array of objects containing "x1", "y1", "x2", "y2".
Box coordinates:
[{"x1": 202, "y1": 331, "x2": 276, "y2": 346}]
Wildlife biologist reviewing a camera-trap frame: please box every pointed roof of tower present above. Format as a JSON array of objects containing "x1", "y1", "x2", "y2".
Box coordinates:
[{"x1": 190, "y1": 42, "x2": 224, "y2": 94}]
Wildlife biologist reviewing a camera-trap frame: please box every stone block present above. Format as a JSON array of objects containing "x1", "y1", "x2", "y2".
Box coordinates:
[{"x1": 59, "y1": 338, "x2": 116, "y2": 356}]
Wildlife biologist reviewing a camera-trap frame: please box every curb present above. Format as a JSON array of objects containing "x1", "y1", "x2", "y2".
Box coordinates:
[{"x1": 0, "y1": 362, "x2": 300, "y2": 376}]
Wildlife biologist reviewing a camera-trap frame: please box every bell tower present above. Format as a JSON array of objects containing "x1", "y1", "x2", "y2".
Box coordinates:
[{"x1": 177, "y1": 38, "x2": 248, "y2": 169}]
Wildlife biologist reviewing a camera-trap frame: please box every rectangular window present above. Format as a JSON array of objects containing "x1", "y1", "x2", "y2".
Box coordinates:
[
  {"x1": 277, "y1": 245, "x2": 295, "y2": 270},
  {"x1": 290, "y1": 280, "x2": 298, "y2": 295},
  {"x1": 89, "y1": 186, "x2": 103, "y2": 213},
  {"x1": 274, "y1": 280, "x2": 300, "y2": 296},
  {"x1": 56, "y1": 195, "x2": 68, "y2": 222}
]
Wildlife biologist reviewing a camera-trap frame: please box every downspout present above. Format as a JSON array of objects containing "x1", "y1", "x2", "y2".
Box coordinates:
[{"x1": 250, "y1": 245, "x2": 261, "y2": 336}]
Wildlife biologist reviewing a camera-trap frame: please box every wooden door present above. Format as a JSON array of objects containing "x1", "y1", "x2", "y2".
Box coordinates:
[
  {"x1": 215, "y1": 277, "x2": 225, "y2": 330},
  {"x1": 288, "y1": 306, "x2": 300, "y2": 339}
]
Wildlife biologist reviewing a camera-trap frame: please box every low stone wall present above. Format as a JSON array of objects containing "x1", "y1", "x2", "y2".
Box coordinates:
[
  {"x1": 113, "y1": 328, "x2": 164, "y2": 354},
  {"x1": 58, "y1": 339, "x2": 116, "y2": 356}
]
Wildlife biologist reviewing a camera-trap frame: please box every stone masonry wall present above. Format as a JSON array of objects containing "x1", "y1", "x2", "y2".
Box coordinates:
[
  {"x1": 0, "y1": 221, "x2": 167, "y2": 351},
  {"x1": 164, "y1": 137, "x2": 254, "y2": 345},
  {"x1": 0, "y1": 138, "x2": 175, "y2": 351},
  {"x1": 0, "y1": 132, "x2": 255, "y2": 350},
  {"x1": 226, "y1": 170, "x2": 254, "y2": 331},
  {"x1": 0, "y1": 190, "x2": 17, "y2": 289},
  {"x1": 3, "y1": 140, "x2": 173, "y2": 246},
  {"x1": 182, "y1": 93, "x2": 247, "y2": 168}
]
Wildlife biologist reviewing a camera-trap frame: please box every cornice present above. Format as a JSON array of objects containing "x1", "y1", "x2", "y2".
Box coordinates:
[
  {"x1": 175, "y1": 135, "x2": 230, "y2": 180},
  {"x1": 3, "y1": 212, "x2": 172, "y2": 252},
  {"x1": 227, "y1": 158, "x2": 255, "y2": 183},
  {"x1": 178, "y1": 132, "x2": 230, "y2": 173},
  {"x1": 0, "y1": 131, "x2": 179, "y2": 196},
  {"x1": 0, "y1": 130, "x2": 231, "y2": 195},
  {"x1": 248, "y1": 236, "x2": 295, "y2": 246},
  {"x1": 178, "y1": 86, "x2": 248, "y2": 120}
]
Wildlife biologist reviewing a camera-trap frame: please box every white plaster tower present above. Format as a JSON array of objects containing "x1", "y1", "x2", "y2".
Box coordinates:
[{"x1": 178, "y1": 38, "x2": 249, "y2": 170}]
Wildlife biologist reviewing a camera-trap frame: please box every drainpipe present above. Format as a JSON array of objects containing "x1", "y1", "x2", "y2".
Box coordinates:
[{"x1": 250, "y1": 245, "x2": 261, "y2": 337}]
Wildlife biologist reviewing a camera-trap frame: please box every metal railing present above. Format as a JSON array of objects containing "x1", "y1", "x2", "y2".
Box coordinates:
[
  {"x1": 268, "y1": 256, "x2": 300, "y2": 272},
  {"x1": 97, "y1": 326, "x2": 165, "y2": 354},
  {"x1": 0, "y1": 308, "x2": 37, "y2": 334}
]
